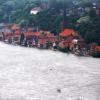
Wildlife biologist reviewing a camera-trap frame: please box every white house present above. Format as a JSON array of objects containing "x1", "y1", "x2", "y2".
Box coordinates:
[{"x1": 30, "y1": 7, "x2": 42, "y2": 15}]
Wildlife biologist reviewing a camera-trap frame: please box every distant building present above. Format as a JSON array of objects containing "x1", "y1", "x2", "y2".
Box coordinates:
[
  {"x1": 59, "y1": 29, "x2": 77, "y2": 39},
  {"x1": 59, "y1": 29, "x2": 78, "y2": 48},
  {"x1": 30, "y1": 7, "x2": 42, "y2": 15}
]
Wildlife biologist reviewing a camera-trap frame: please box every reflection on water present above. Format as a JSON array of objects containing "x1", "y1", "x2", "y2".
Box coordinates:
[{"x1": 0, "y1": 42, "x2": 100, "y2": 100}]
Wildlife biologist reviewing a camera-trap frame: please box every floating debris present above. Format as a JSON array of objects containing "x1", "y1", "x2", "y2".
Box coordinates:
[
  {"x1": 77, "y1": 98, "x2": 82, "y2": 100},
  {"x1": 50, "y1": 68, "x2": 53, "y2": 70},
  {"x1": 57, "y1": 89, "x2": 61, "y2": 93}
]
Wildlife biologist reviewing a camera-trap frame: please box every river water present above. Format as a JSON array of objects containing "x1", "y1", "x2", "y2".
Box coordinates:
[{"x1": 0, "y1": 42, "x2": 100, "y2": 100}]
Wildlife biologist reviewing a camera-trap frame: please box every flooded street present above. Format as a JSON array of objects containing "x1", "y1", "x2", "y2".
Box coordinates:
[{"x1": 0, "y1": 42, "x2": 100, "y2": 100}]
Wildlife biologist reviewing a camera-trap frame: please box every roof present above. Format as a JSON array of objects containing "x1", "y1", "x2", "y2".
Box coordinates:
[
  {"x1": 33, "y1": 32, "x2": 41, "y2": 36},
  {"x1": 47, "y1": 33, "x2": 53, "y2": 37},
  {"x1": 24, "y1": 31, "x2": 41, "y2": 37},
  {"x1": 24, "y1": 32, "x2": 34, "y2": 37},
  {"x1": 31, "y1": 7, "x2": 42, "y2": 14},
  {"x1": 24, "y1": 31, "x2": 55, "y2": 38},
  {"x1": 40, "y1": 31, "x2": 54, "y2": 37},
  {"x1": 31, "y1": 7, "x2": 42, "y2": 11},
  {"x1": 60, "y1": 29, "x2": 76, "y2": 37},
  {"x1": 95, "y1": 46, "x2": 100, "y2": 51}
]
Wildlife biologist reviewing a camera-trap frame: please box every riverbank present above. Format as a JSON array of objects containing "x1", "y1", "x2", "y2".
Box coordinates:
[
  {"x1": 0, "y1": 30, "x2": 100, "y2": 58},
  {"x1": 1, "y1": 40, "x2": 99, "y2": 58}
]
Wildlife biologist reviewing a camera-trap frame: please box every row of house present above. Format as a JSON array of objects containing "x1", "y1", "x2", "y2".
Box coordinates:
[
  {"x1": 0, "y1": 24, "x2": 58, "y2": 48},
  {"x1": 0, "y1": 24, "x2": 100, "y2": 57}
]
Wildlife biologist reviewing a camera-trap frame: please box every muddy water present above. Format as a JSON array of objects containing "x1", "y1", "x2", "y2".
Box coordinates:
[{"x1": 0, "y1": 42, "x2": 100, "y2": 100}]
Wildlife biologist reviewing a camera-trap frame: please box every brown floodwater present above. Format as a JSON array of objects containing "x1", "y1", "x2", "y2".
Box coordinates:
[{"x1": 0, "y1": 42, "x2": 100, "y2": 100}]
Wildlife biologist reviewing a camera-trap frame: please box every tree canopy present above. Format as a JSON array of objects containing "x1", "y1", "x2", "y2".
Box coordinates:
[{"x1": 0, "y1": 0, "x2": 100, "y2": 45}]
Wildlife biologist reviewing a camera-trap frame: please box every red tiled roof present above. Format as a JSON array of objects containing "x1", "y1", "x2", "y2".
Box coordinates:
[
  {"x1": 45, "y1": 32, "x2": 54, "y2": 37},
  {"x1": 33, "y1": 32, "x2": 41, "y2": 36},
  {"x1": 40, "y1": 31, "x2": 55, "y2": 37},
  {"x1": 24, "y1": 32, "x2": 34, "y2": 37},
  {"x1": 95, "y1": 46, "x2": 100, "y2": 52},
  {"x1": 24, "y1": 32, "x2": 41, "y2": 37},
  {"x1": 24, "y1": 31, "x2": 56, "y2": 38},
  {"x1": 60, "y1": 29, "x2": 75, "y2": 37}
]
